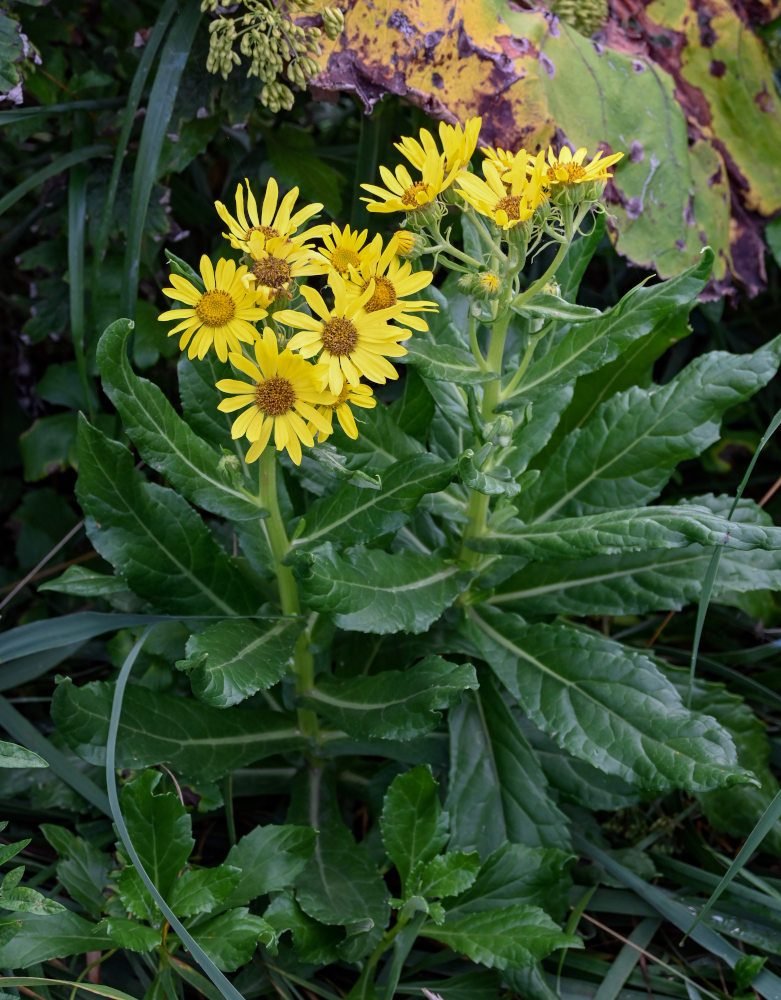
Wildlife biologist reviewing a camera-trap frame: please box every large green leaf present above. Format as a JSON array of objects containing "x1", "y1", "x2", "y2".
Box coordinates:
[
  {"x1": 96, "y1": 319, "x2": 264, "y2": 522},
  {"x1": 421, "y1": 906, "x2": 578, "y2": 970},
  {"x1": 406, "y1": 341, "x2": 498, "y2": 384},
  {"x1": 224, "y1": 825, "x2": 316, "y2": 907},
  {"x1": 119, "y1": 771, "x2": 194, "y2": 899},
  {"x1": 504, "y1": 251, "x2": 711, "y2": 406},
  {"x1": 517, "y1": 337, "x2": 781, "y2": 522},
  {"x1": 297, "y1": 544, "x2": 472, "y2": 634},
  {"x1": 0, "y1": 911, "x2": 113, "y2": 967},
  {"x1": 301, "y1": 657, "x2": 478, "y2": 741},
  {"x1": 290, "y1": 454, "x2": 455, "y2": 551},
  {"x1": 380, "y1": 766, "x2": 450, "y2": 896},
  {"x1": 76, "y1": 417, "x2": 257, "y2": 616},
  {"x1": 52, "y1": 678, "x2": 304, "y2": 782},
  {"x1": 296, "y1": 823, "x2": 390, "y2": 929},
  {"x1": 446, "y1": 678, "x2": 571, "y2": 856},
  {"x1": 464, "y1": 607, "x2": 751, "y2": 792},
  {"x1": 168, "y1": 865, "x2": 242, "y2": 917},
  {"x1": 178, "y1": 618, "x2": 305, "y2": 708},
  {"x1": 189, "y1": 908, "x2": 275, "y2": 973},
  {"x1": 469, "y1": 504, "x2": 781, "y2": 559},
  {"x1": 40, "y1": 826, "x2": 112, "y2": 919}
]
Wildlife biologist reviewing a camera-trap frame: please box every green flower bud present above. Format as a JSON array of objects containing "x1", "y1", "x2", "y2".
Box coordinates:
[{"x1": 322, "y1": 6, "x2": 345, "y2": 40}]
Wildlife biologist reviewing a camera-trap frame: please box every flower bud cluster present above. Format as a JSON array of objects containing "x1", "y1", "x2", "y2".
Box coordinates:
[{"x1": 202, "y1": 0, "x2": 344, "y2": 111}]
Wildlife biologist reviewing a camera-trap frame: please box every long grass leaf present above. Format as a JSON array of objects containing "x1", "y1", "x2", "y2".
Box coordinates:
[
  {"x1": 592, "y1": 917, "x2": 661, "y2": 1000},
  {"x1": 0, "y1": 611, "x2": 171, "y2": 662},
  {"x1": 106, "y1": 630, "x2": 248, "y2": 1000},
  {"x1": 0, "y1": 98, "x2": 124, "y2": 123},
  {"x1": 0, "y1": 979, "x2": 139, "y2": 1000},
  {"x1": 577, "y1": 836, "x2": 781, "y2": 1000},
  {"x1": 68, "y1": 128, "x2": 92, "y2": 418},
  {"x1": 0, "y1": 695, "x2": 110, "y2": 815},
  {"x1": 687, "y1": 405, "x2": 781, "y2": 706},
  {"x1": 92, "y1": 0, "x2": 177, "y2": 270},
  {"x1": 0, "y1": 145, "x2": 110, "y2": 217},
  {"x1": 121, "y1": 0, "x2": 201, "y2": 317}
]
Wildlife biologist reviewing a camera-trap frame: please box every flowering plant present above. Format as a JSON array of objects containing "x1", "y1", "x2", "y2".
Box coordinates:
[{"x1": 12, "y1": 116, "x2": 781, "y2": 994}]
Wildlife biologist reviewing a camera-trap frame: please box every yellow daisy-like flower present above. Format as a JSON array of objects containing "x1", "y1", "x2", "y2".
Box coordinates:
[
  {"x1": 274, "y1": 274, "x2": 409, "y2": 394},
  {"x1": 158, "y1": 256, "x2": 266, "y2": 362},
  {"x1": 456, "y1": 150, "x2": 548, "y2": 230},
  {"x1": 215, "y1": 327, "x2": 332, "y2": 466},
  {"x1": 309, "y1": 381, "x2": 376, "y2": 441},
  {"x1": 343, "y1": 235, "x2": 437, "y2": 333},
  {"x1": 479, "y1": 145, "x2": 517, "y2": 175},
  {"x1": 215, "y1": 177, "x2": 327, "y2": 254},
  {"x1": 395, "y1": 116, "x2": 482, "y2": 185},
  {"x1": 309, "y1": 224, "x2": 379, "y2": 278},
  {"x1": 245, "y1": 232, "x2": 321, "y2": 308},
  {"x1": 543, "y1": 145, "x2": 623, "y2": 185},
  {"x1": 360, "y1": 149, "x2": 448, "y2": 215}
]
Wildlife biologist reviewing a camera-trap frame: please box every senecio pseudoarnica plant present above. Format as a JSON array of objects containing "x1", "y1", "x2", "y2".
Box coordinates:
[{"x1": 51, "y1": 116, "x2": 781, "y2": 991}]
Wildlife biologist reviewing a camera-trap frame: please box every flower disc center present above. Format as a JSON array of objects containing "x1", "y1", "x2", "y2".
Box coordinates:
[
  {"x1": 401, "y1": 181, "x2": 427, "y2": 207},
  {"x1": 330, "y1": 247, "x2": 361, "y2": 274},
  {"x1": 321, "y1": 317, "x2": 359, "y2": 356},
  {"x1": 252, "y1": 256, "x2": 292, "y2": 289},
  {"x1": 248, "y1": 224, "x2": 280, "y2": 241},
  {"x1": 196, "y1": 289, "x2": 236, "y2": 327},
  {"x1": 361, "y1": 275, "x2": 397, "y2": 312},
  {"x1": 494, "y1": 195, "x2": 522, "y2": 221},
  {"x1": 255, "y1": 375, "x2": 296, "y2": 416}
]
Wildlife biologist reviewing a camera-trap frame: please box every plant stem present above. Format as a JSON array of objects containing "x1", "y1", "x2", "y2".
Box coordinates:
[{"x1": 259, "y1": 447, "x2": 318, "y2": 740}]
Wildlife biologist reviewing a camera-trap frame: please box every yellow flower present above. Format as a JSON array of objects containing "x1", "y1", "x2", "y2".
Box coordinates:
[
  {"x1": 456, "y1": 152, "x2": 547, "y2": 230},
  {"x1": 479, "y1": 145, "x2": 516, "y2": 175},
  {"x1": 392, "y1": 229, "x2": 418, "y2": 256},
  {"x1": 215, "y1": 327, "x2": 332, "y2": 466},
  {"x1": 343, "y1": 234, "x2": 437, "y2": 332},
  {"x1": 543, "y1": 145, "x2": 623, "y2": 185},
  {"x1": 395, "y1": 117, "x2": 482, "y2": 184},
  {"x1": 158, "y1": 256, "x2": 266, "y2": 362},
  {"x1": 310, "y1": 381, "x2": 376, "y2": 441},
  {"x1": 215, "y1": 177, "x2": 327, "y2": 254},
  {"x1": 360, "y1": 149, "x2": 448, "y2": 215},
  {"x1": 274, "y1": 274, "x2": 408, "y2": 394},
  {"x1": 309, "y1": 224, "x2": 379, "y2": 278},
  {"x1": 245, "y1": 233, "x2": 321, "y2": 308}
]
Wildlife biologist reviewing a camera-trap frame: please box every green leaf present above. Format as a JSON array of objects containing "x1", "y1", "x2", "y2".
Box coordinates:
[
  {"x1": 40, "y1": 826, "x2": 111, "y2": 919},
  {"x1": 95, "y1": 917, "x2": 160, "y2": 952},
  {"x1": 52, "y1": 678, "x2": 304, "y2": 782},
  {"x1": 421, "y1": 906, "x2": 579, "y2": 970},
  {"x1": 263, "y1": 893, "x2": 342, "y2": 966},
  {"x1": 178, "y1": 618, "x2": 305, "y2": 708},
  {"x1": 96, "y1": 319, "x2": 265, "y2": 522},
  {"x1": 447, "y1": 843, "x2": 573, "y2": 921},
  {"x1": 189, "y1": 908, "x2": 275, "y2": 973},
  {"x1": 518, "y1": 337, "x2": 781, "y2": 521},
  {"x1": 38, "y1": 566, "x2": 129, "y2": 598},
  {"x1": 296, "y1": 823, "x2": 390, "y2": 928},
  {"x1": 418, "y1": 852, "x2": 481, "y2": 900},
  {"x1": 168, "y1": 865, "x2": 242, "y2": 918},
  {"x1": 0, "y1": 877, "x2": 65, "y2": 916},
  {"x1": 458, "y1": 450, "x2": 522, "y2": 497},
  {"x1": 514, "y1": 294, "x2": 601, "y2": 322},
  {"x1": 464, "y1": 608, "x2": 751, "y2": 792},
  {"x1": 406, "y1": 341, "x2": 498, "y2": 384},
  {"x1": 505, "y1": 251, "x2": 711, "y2": 405},
  {"x1": 0, "y1": 910, "x2": 113, "y2": 967},
  {"x1": 446, "y1": 679, "x2": 571, "y2": 856},
  {"x1": 297, "y1": 544, "x2": 472, "y2": 634},
  {"x1": 469, "y1": 504, "x2": 781, "y2": 559},
  {"x1": 380, "y1": 766, "x2": 450, "y2": 896},
  {"x1": 224, "y1": 825, "x2": 316, "y2": 907},
  {"x1": 265, "y1": 122, "x2": 344, "y2": 216},
  {"x1": 120, "y1": 771, "x2": 194, "y2": 899},
  {"x1": 177, "y1": 350, "x2": 236, "y2": 450},
  {"x1": 75, "y1": 416, "x2": 257, "y2": 616},
  {"x1": 301, "y1": 657, "x2": 478, "y2": 741},
  {"x1": 0, "y1": 741, "x2": 47, "y2": 769},
  {"x1": 18, "y1": 412, "x2": 78, "y2": 481},
  {"x1": 290, "y1": 454, "x2": 455, "y2": 551}
]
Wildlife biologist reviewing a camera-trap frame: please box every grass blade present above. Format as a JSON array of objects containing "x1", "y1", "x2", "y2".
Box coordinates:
[
  {"x1": 106, "y1": 630, "x2": 248, "y2": 1000},
  {"x1": 0, "y1": 145, "x2": 110, "y2": 217},
  {"x1": 121, "y1": 0, "x2": 201, "y2": 317},
  {"x1": 0, "y1": 979, "x2": 140, "y2": 1000},
  {"x1": 0, "y1": 98, "x2": 124, "y2": 123},
  {"x1": 68, "y1": 126, "x2": 92, "y2": 418},
  {"x1": 592, "y1": 917, "x2": 661, "y2": 1000}
]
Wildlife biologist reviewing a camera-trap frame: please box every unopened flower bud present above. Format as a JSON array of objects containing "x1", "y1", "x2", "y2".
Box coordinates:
[{"x1": 322, "y1": 6, "x2": 345, "y2": 40}]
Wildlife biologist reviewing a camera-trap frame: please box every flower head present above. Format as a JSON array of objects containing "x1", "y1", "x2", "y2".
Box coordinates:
[
  {"x1": 456, "y1": 152, "x2": 548, "y2": 230},
  {"x1": 158, "y1": 256, "x2": 266, "y2": 362},
  {"x1": 245, "y1": 233, "x2": 321, "y2": 307},
  {"x1": 310, "y1": 224, "x2": 379, "y2": 279},
  {"x1": 394, "y1": 116, "x2": 482, "y2": 186},
  {"x1": 215, "y1": 177, "x2": 327, "y2": 254},
  {"x1": 309, "y1": 381, "x2": 376, "y2": 441},
  {"x1": 343, "y1": 234, "x2": 437, "y2": 332},
  {"x1": 274, "y1": 273, "x2": 408, "y2": 394},
  {"x1": 360, "y1": 150, "x2": 448, "y2": 215},
  {"x1": 215, "y1": 327, "x2": 332, "y2": 466},
  {"x1": 543, "y1": 145, "x2": 623, "y2": 186}
]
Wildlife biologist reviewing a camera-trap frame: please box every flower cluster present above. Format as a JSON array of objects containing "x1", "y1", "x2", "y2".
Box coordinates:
[{"x1": 158, "y1": 117, "x2": 622, "y2": 466}]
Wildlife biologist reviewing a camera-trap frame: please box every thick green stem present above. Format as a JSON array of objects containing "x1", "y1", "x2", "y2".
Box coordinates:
[{"x1": 259, "y1": 447, "x2": 318, "y2": 740}]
